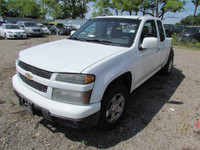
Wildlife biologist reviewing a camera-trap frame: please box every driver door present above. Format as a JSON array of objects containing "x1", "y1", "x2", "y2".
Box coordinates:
[{"x1": 140, "y1": 20, "x2": 160, "y2": 78}]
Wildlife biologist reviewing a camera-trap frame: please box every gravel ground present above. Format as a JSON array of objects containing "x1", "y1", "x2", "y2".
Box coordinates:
[{"x1": 0, "y1": 35, "x2": 200, "y2": 150}]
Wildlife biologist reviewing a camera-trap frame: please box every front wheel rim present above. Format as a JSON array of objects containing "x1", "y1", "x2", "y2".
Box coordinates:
[{"x1": 106, "y1": 93, "x2": 125, "y2": 124}]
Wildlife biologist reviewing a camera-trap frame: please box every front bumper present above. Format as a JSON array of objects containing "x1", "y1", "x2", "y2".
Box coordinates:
[
  {"x1": 12, "y1": 74, "x2": 101, "y2": 128},
  {"x1": 7, "y1": 33, "x2": 27, "y2": 39},
  {"x1": 43, "y1": 30, "x2": 51, "y2": 35},
  {"x1": 27, "y1": 31, "x2": 43, "y2": 36}
]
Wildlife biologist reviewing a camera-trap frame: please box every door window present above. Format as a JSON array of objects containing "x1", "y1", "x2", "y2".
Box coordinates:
[
  {"x1": 140, "y1": 20, "x2": 157, "y2": 43},
  {"x1": 140, "y1": 20, "x2": 157, "y2": 48}
]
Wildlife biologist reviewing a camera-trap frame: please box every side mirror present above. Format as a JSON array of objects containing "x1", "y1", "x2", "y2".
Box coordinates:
[
  {"x1": 71, "y1": 30, "x2": 76, "y2": 36},
  {"x1": 140, "y1": 37, "x2": 158, "y2": 50}
]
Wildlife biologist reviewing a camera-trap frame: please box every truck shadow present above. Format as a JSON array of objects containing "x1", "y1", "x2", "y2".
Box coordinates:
[{"x1": 40, "y1": 67, "x2": 185, "y2": 149}]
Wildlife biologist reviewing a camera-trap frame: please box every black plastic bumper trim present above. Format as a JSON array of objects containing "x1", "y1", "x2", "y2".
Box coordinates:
[{"x1": 14, "y1": 90, "x2": 100, "y2": 129}]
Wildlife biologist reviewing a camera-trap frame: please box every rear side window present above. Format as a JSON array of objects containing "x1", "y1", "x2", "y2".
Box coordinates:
[{"x1": 157, "y1": 20, "x2": 165, "y2": 42}]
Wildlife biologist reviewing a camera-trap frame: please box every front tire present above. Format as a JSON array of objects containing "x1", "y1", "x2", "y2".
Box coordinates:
[{"x1": 96, "y1": 85, "x2": 129, "y2": 131}]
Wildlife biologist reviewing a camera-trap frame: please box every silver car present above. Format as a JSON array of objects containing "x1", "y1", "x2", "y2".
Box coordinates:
[
  {"x1": 17, "y1": 21, "x2": 44, "y2": 37},
  {"x1": 36, "y1": 23, "x2": 51, "y2": 35}
]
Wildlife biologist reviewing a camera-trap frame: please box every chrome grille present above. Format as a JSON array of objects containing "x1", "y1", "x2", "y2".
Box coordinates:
[
  {"x1": 18, "y1": 61, "x2": 53, "y2": 79},
  {"x1": 33, "y1": 29, "x2": 41, "y2": 32},
  {"x1": 19, "y1": 73, "x2": 47, "y2": 93}
]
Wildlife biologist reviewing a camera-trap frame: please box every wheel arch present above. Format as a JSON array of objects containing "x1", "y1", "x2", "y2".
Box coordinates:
[{"x1": 102, "y1": 72, "x2": 132, "y2": 99}]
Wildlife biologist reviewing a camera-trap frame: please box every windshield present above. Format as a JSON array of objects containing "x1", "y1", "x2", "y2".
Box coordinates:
[
  {"x1": 70, "y1": 18, "x2": 140, "y2": 47},
  {"x1": 183, "y1": 27, "x2": 200, "y2": 33},
  {"x1": 5, "y1": 25, "x2": 20, "y2": 29},
  {"x1": 24, "y1": 23, "x2": 37, "y2": 27}
]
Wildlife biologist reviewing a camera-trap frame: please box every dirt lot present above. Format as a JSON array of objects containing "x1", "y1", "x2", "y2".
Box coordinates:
[{"x1": 0, "y1": 35, "x2": 200, "y2": 150}]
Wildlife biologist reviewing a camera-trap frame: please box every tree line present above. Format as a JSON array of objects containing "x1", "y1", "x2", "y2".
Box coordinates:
[
  {"x1": 0, "y1": 0, "x2": 92, "y2": 19},
  {"x1": 92, "y1": 0, "x2": 186, "y2": 19},
  {"x1": 0, "y1": 0, "x2": 200, "y2": 21}
]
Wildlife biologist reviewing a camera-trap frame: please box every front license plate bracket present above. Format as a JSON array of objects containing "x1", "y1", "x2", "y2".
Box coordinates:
[{"x1": 19, "y1": 97, "x2": 33, "y2": 114}]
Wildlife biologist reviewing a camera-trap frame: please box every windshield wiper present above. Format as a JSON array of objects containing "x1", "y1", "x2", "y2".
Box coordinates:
[
  {"x1": 69, "y1": 37, "x2": 86, "y2": 41},
  {"x1": 84, "y1": 39, "x2": 113, "y2": 45},
  {"x1": 70, "y1": 38, "x2": 115, "y2": 45}
]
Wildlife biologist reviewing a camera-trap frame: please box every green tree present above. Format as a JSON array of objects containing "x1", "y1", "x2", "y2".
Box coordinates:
[
  {"x1": 139, "y1": 0, "x2": 155, "y2": 16},
  {"x1": 77, "y1": 0, "x2": 92, "y2": 19},
  {"x1": 0, "y1": 0, "x2": 8, "y2": 16},
  {"x1": 192, "y1": 0, "x2": 200, "y2": 16},
  {"x1": 92, "y1": 0, "x2": 112, "y2": 17},
  {"x1": 38, "y1": 0, "x2": 51, "y2": 19},
  {"x1": 92, "y1": 0, "x2": 124, "y2": 16},
  {"x1": 120, "y1": 0, "x2": 141, "y2": 15},
  {"x1": 7, "y1": 0, "x2": 41, "y2": 18},
  {"x1": 92, "y1": 0, "x2": 185, "y2": 19},
  {"x1": 92, "y1": 7, "x2": 112, "y2": 17},
  {"x1": 46, "y1": 0, "x2": 91, "y2": 19},
  {"x1": 142, "y1": 0, "x2": 185, "y2": 19},
  {"x1": 179, "y1": 14, "x2": 200, "y2": 25},
  {"x1": 38, "y1": 0, "x2": 60, "y2": 19},
  {"x1": 160, "y1": 0, "x2": 186, "y2": 19}
]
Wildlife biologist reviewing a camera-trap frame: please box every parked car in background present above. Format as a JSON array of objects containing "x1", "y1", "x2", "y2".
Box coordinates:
[
  {"x1": 0, "y1": 23, "x2": 27, "y2": 39},
  {"x1": 49, "y1": 25, "x2": 71, "y2": 35},
  {"x1": 173, "y1": 25, "x2": 186, "y2": 34},
  {"x1": 65, "y1": 25, "x2": 77, "y2": 31},
  {"x1": 17, "y1": 21, "x2": 44, "y2": 37},
  {"x1": 0, "y1": 21, "x2": 7, "y2": 26},
  {"x1": 37, "y1": 23, "x2": 51, "y2": 35},
  {"x1": 164, "y1": 24, "x2": 174, "y2": 37},
  {"x1": 48, "y1": 22, "x2": 64, "y2": 28},
  {"x1": 178, "y1": 26, "x2": 200, "y2": 42}
]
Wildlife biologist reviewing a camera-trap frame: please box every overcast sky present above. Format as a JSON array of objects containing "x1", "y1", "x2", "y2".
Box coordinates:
[{"x1": 85, "y1": 1, "x2": 199, "y2": 24}]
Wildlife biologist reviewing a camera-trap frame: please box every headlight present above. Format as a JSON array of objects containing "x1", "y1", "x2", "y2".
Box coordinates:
[
  {"x1": 55, "y1": 73, "x2": 95, "y2": 84},
  {"x1": 7, "y1": 31, "x2": 13, "y2": 34},
  {"x1": 52, "y1": 89, "x2": 92, "y2": 105}
]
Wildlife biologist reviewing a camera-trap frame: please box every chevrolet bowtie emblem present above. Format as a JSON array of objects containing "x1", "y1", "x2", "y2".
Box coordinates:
[{"x1": 25, "y1": 72, "x2": 33, "y2": 80}]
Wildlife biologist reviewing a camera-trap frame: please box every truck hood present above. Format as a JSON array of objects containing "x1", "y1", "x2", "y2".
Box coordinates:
[{"x1": 19, "y1": 39, "x2": 127, "y2": 73}]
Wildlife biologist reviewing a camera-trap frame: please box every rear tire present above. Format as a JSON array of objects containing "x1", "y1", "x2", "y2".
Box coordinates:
[
  {"x1": 161, "y1": 48, "x2": 174, "y2": 76},
  {"x1": 96, "y1": 85, "x2": 129, "y2": 131}
]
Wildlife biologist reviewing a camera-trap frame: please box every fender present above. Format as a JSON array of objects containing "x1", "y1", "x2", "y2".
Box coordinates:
[{"x1": 82, "y1": 48, "x2": 138, "y2": 104}]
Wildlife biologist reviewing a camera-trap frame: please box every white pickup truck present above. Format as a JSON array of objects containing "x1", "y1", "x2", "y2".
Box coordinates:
[{"x1": 12, "y1": 16, "x2": 173, "y2": 130}]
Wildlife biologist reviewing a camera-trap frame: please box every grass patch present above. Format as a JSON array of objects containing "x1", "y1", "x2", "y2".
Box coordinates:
[
  {"x1": 81, "y1": 140, "x2": 87, "y2": 145},
  {"x1": 0, "y1": 99, "x2": 4, "y2": 104},
  {"x1": 172, "y1": 33, "x2": 200, "y2": 51},
  {"x1": 1, "y1": 127, "x2": 6, "y2": 134},
  {"x1": 8, "y1": 99, "x2": 14, "y2": 107}
]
